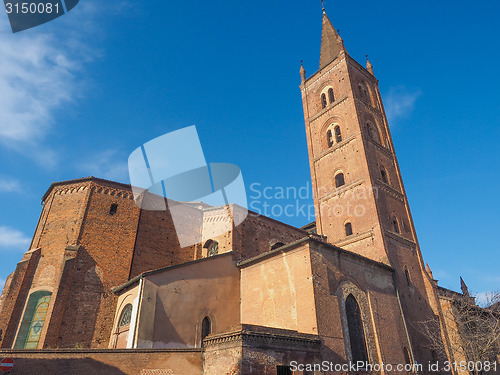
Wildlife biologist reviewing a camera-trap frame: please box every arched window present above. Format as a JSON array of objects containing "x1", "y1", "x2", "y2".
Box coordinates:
[
  {"x1": 328, "y1": 88, "x2": 335, "y2": 103},
  {"x1": 393, "y1": 218, "x2": 400, "y2": 234},
  {"x1": 345, "y1": 222, "x2": 353, "y2": 236},
  {"x1": 380, "y1": 167, "x2": 388, "y2": 184},
  {"x1": 359, "y1": 85, "x2": 365, "y2": 98},
  {"x1": 327, "y1": 129, "x2": 334, "y2": 147},
  {"x1": 334, "y1": 125, "x2": 342, "y2": 143},
  {"x1": 204, "y1": 240, "x2": 219, "y2": 257},
  {"x1": 335, "y1": 173, "x2": 345, "y2": 188},
  {"x1": 271, "y1": 242, "x2": 285, "y2": 250},
  {"x1": 14, "y1": 291, "x2": 52, "y2": 349},
  {"x1": 321, "y1": 93, "x2": 327, "y2": 108},
  {"x1": 201, "y1": 316, "x2": 211, "y2": 342},
  {"x1": 367, "y1": 123, "x2": 381, "y2": 144},
  {"x1": 119, "y1": 304, "x2": 133, "y2": 327},
  {"x1": 345, "y1": 294, "x2": 369, "y2": 364}
]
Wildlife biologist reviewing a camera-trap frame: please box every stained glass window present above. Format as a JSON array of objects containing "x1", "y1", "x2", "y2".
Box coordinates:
[
  {"x1": 119, "y1": 304, "x2": 133, "y2": 327},
  {"x1": 14, "y1": 291, "x2": 52, "y2": 349}
]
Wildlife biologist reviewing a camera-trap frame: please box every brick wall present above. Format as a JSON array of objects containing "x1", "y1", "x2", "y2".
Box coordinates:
[{"x1": 0, "y1": 349, "x2": 202, "y2": 375}]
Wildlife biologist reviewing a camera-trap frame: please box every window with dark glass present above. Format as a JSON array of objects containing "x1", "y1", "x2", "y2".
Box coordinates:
[
  {"x1": 334, "y1": 125, "x2": 342, "y2": 143},
  {"x1": 327, "y1": 129, "x2": 334, "y2": 147},
  {"x1": 405, "y1": 268, "x2": 411, "y2": 286},
  {"x1": 335, "y1": 173, "x2": 345, "y2": 188},
  {"x1": 345, "y1": 294, "x2": 369, "y2": 365},
  {"x1": 380, "y1": 167, "x2": 388, "y2": 184},
  {"x1": 321, "y1": 93, "x2": 327, "y2": 108},
  {"x1": 109, "y1": 204, "x2": 118, "y2": 215},
  {"x1": 201, "y1": 316, "x2": 211, "y2": 342},
  {"x1": 393, "y1": 219, "x2": 400, "y2": 234},
  {"x1": 345, "y1": 222, "x2": 353, "y2": 236},
  {"x1": 276, "y1": 365, "x2": 292, "y2": 375},
  {"x1": 328, "y1": 88, "x2": 335, "y2": 103}
]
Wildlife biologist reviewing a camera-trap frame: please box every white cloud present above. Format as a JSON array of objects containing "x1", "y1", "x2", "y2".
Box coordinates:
[
  {"x1": 0, "y1": 26, "x2": 77, "y2": 145},
  {"x1": 0, "y1": 176, "x2": 21, "y2": 192},
  {"x1": 78, "y1": 149, "x2": 129, "y2": 183},
  {"x1": 0, "y1": 2, "x2": 105, "y2": 165},
  {"x1": 0, "y1": 226, "x2": 30, "y2": 250},
  {"x1": 383, "y1": 86, "x2": 422, "y2": 125},
  {"x1": 0, "y1": 278, "x2": 5, "y2": 292}
]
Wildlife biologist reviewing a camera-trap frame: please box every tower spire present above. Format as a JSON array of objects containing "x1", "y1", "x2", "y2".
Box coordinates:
[
  {"x1": 366, "y1": 55, "x2": 374, "y2": 76},
  {"x1": 460, "y1": 277, "x2": 470, "y2": 297},
  {"x1": 319, "y1": 10, "x2": 346, "y2": 69}
]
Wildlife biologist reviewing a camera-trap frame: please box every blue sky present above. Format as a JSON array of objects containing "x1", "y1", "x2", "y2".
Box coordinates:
[{"x1": 0, "y1": 1, "x2": 498, "y2": 299}]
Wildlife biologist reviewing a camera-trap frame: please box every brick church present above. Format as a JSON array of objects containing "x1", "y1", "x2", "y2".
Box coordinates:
[{"x1": 0, "y1": 10, "x2": 488, "y2": 375}]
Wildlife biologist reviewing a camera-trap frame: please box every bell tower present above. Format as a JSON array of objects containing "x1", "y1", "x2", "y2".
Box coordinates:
[{"x1": 300, "y1": 10, "x2": 441, "y2": 363}]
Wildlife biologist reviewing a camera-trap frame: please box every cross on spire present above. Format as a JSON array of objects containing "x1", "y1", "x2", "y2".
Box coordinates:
[{"x1": 321, "y1": 0, "x2": 325, "y2": 11}]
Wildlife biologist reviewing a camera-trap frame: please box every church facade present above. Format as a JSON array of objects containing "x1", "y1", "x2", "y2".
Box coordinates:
[{"x1": 0, "y1": 10, "x2": 490, "y2": 375}]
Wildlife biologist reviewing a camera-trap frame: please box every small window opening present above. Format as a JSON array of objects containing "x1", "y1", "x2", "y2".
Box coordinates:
[
  {"x1": 109, "y1": 204, "x2": 118, "y2": 215},
  {"x1": 328, "y1": 88, "x2": 335, "y2": 103},
  {"x1": 393, "y1": 218, "x2": 400, "y2": 234},
  {"x1": 327, "y1": 129, "x2": 334, "y2": 147},
  {"x1": 335, "y1": 173, "x2": 345, "y2": 188},
  {"x1": 405, "y1": 268, "x2": 411, "y2": 286},
  {"x1": 345, "y1": 222, "x2": 353, "y2": 236},
  {"x1": 276, "y1": 365, "x2": 293, "y2": 375},
  {"x1": 380, "y1": 167, "x2": 388, "y2": 184},
  {"x1": 201, "y1": 316, "x2": 211, "y2": 342},
  {"x1": 334, "y1": 125, "x2": 342, "y2": 143},
  {"x1": 321, "y1": 93, "x2": 327, "y2": 108}
]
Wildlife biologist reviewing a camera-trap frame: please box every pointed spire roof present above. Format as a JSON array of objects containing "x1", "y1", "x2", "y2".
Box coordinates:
[
  {"x1": 366, "y1": 56, "x2": 374, "y2": 76},
  {"x1": 300, "y1": 62, "x2": 306, "y2": 83},
  {"x1": 460, "y1": 277, "x2": 470, "y2": 297},
  {"x1": 319, "y1": 11, "x2": 345, "y2": 69}
]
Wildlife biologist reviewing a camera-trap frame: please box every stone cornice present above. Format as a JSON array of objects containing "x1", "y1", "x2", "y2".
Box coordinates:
[
  {"x1": 204, "y1": 327, "x2": 321, "y2": 351},
  {"x1": 313, "y1": 134, "x2": 357, "y2": 163},
  {"x1": 375, "y1": 181, "x2": 405, "y2": 202},
  {"x1": 334, "y1": 229, "x2": 373, "y2": 248},
  {"x1": 42, "y1": 176, "x2": 133, "y2": 203},
  {"x1": 308, "y1": 95, "x2": 349, "y2": 123},
  {"x1": 385, "y1": 230, "x2": 416, "y2": 249},
  {"x1": 302, "y1": 56, "x2": 346, "y2": 90},
  {"x1": 367, "y1": 138, "x2": 393, "y2": 158},
  {"x1": 317, "y1": 179, "x2": 364, "y2": 202}
]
